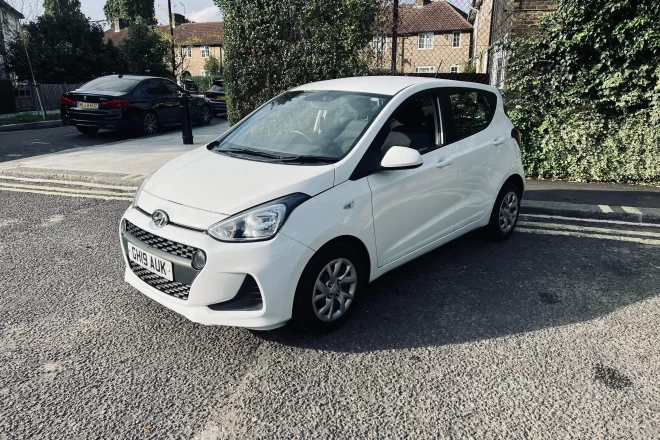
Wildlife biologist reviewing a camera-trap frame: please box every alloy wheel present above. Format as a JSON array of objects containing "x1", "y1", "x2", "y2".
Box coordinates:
[
  {"x1": 312, "y1": 258, "x2": 357, "y2": 322},
  {"x1": 201, "y1": 106, "x2": 212, "y2": 125},
  {"x1": 143, "y1": 114, "x2": 158, "y2": 136},
  {"x1": 499, "y1": 191, "x2": 519, "y2": 233}
]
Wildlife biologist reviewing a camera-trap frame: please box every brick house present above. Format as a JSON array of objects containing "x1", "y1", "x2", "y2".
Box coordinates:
[
  {"x1": 104, "y1": 15, "x2": 224, "y2": 79},
  {"x1": 472, "y1": 0, "x2": 557, "y2": 87},
  {"x1": 374, "y1": 0, "x2": 473, "y2": 74}
]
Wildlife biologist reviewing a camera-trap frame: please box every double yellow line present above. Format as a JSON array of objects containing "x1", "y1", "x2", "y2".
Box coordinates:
[{"x1": 0, "y1": 175, "x2": 137, "y2": 202}]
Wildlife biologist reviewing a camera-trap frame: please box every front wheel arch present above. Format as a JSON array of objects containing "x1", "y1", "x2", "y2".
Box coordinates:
[{"x1": 314, "y1": 235, "x2": 372, "y2": 284}]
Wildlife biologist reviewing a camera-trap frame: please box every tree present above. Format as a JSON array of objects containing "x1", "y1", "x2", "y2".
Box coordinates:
[
  {"x1": 104, "y1": 0, "x2": 156, "y2": 25},
  {"x1": 214, "y1": 0, "x2": 379, "y2": 123},
  {"x1": 7, "y1": 4, "x2": 123, "y2": 82},
  {"x1": 204, "y1": 55, "x2": 222, "y2": 77},
  {"x1": 119, "y1": 19, "x2": 169, "y2": 76},
  {"x1": 43, "y1": 0, "x2": 81, "y2": 16}
]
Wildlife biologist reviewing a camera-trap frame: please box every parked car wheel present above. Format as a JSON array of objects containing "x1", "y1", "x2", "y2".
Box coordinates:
[
  {"x1": 76, "y1": 126, "x2": 99, "y2": 135},
  {"x1": 198, "y1": 105, "x2": 213, "y2": 126},
  {"x1": 142, "y1": 111, "x2": 159, "y2": 136},
  {"x1": 485, "y1": 181, "x2": 522, "y2": 241},
  {"x1": 292, "y1": 242, "x2": 366, "y2": 334}
]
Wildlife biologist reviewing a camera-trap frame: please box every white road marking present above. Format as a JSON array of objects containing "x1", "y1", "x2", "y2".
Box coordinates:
[
  {"x1": 0, "y1": 175, "x2": 137, "y2": 191},
  {"x1": 520, "y1": 214, "x2": 660, "y2": 229},
  {"x1": 598, "y1": 204, "x2": 613, "y2": 213},
  {"x1": 28, "y1": 141, "x2": 50, "y2": 145},
  {"x1": 121, "y1": 174, "x2": 140, "y2": 180},
  {"x1": 519, "y1": 221, "x2": 660, "y2": 238},
  {"x1": 131, "y1": 175, "x2": 146, "y2": 181},
  {"x1": 518, "y1": 227, "x2": 660, "y2": 246},
  {"x1": 0, "y1": 182, "x2": 135, "y2": 197},
  {"x1": 0, "y1": 187, "x2": 132, "y2": 201},
  {"x1": 621, "y1": 206, "x2": 642, "y2": 215}
]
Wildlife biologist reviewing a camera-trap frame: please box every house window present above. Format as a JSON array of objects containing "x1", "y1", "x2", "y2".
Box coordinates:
[
  {"x1": 450, "y1": 65, "x2": 459, "y2": 73},
  {"x1": 414, "y1": 66, "x2": 436, "y2": 74},
  {"x1": 200, "y1": 46, "x2": 210, "y2": 58},
  {"x1": 373, "y1": 36, "x2": 387, "y2": 53},
  {"x1": 418, "y1": 32, "x2": 434, "y2": 50},
  {"x1": 186, "y1": 46, "x2": 192, "y2": 57},
  {"x1": 452, "y1": 31, "x2": 461, "y2": 48}
]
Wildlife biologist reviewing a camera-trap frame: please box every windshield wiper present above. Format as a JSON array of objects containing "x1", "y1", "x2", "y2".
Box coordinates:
[
  {"x1": 221, "y1": 148, "x2": 282, "y2": 160},
  {"x1": 277, "y1": 155, "x2": 339, "y2": 164}
]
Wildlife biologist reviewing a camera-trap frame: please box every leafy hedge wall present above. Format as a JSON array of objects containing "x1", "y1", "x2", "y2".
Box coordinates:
[
  {"x1": 505, "y1": 0, "x2": 660, "y2": 184},
  {"x1": 213, "y1": 0, "x2": 379, "y2": 124}
]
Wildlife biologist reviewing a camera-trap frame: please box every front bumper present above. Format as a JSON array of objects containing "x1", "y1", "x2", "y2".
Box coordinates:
[
  {"x1": 120, "y1": 206, "x2": 314, "y2": 329},
  {"x1": 207, "y1": 98, "x2": 227, "y2": 113}
]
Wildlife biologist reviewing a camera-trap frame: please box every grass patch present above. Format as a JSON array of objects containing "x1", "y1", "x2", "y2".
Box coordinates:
[{"x1": 0, "y1": 112, "x2": 60, "y2": 126}]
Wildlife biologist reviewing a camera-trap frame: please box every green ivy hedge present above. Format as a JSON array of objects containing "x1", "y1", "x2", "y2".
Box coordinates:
[{"x1": 505, "y1": 0, "x2": 660, "y2": 184}]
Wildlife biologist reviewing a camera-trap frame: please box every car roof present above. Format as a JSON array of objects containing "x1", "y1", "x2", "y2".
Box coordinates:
[{"x1": 292, "y1": 76, "x2": 496, "y2": 96}]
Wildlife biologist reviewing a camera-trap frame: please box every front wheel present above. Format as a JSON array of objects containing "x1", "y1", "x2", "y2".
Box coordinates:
[
  {"x1": 199, "y1": 105, "x2": 212, "y2": 126},
  {"x1": 485, "y1": 181, "x2": 522, "y2": 241},
  {"x1": 292, "y1": 242, "x2": 366, "y2": 334},
  {"x1": 76, "y1": 126, "x2": 99, "y2": 135}
]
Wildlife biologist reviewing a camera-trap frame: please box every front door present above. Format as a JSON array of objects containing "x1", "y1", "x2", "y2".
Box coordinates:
[{"x1": 367, "y1": 90, "x2": 460, "y2": 267}]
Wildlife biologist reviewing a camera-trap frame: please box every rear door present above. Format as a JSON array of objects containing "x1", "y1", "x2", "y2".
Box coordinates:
[
  {"x1": 158, "y1": 80, "x2": 185, "y2": 124},
  {"x1": 440, "y1": 87, "x2": 510, "y2": 229}
]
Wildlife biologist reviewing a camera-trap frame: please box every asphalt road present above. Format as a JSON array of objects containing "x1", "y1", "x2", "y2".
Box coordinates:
[
  {"x1": 0, "y1": 118, "x2": 228, "y2": 163},
  {"x1": 1, "y1": 191, "x2": 659, "y2": 439}
]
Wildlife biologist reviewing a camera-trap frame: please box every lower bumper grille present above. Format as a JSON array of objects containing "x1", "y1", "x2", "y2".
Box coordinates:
[{"x1": 129, "y1": 261, "x2": 190, "y2": 300}]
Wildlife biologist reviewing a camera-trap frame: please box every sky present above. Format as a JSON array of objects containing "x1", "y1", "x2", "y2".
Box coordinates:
[{"x1": 7, "y1": 0, "x2": 223, "y2": 25}]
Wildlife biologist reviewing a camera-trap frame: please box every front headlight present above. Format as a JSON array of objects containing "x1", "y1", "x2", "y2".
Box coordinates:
[
  {"x1": 132, "y1": 173, "x2": 154, "y2": 209},
  {"x1": 207, "y1": 193, "x2": 310, "y2": 242}
]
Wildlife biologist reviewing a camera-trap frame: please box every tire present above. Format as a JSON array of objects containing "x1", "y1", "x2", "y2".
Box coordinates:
[
  {"x1": 292, "y1": 241, "x2": 366, "y2": 334},
  {"x1": 485, "y1": 181, "x2": 522, "y2": 241},
  {"x1": 199, "y1": 105, "x2": 213, "y2": 126},
  {"x1": 76, "y1": 126, "x2": 99, "y2": 135},
  {"x1": 142, "y1": 111, "x2": 159, "y2": 136}
]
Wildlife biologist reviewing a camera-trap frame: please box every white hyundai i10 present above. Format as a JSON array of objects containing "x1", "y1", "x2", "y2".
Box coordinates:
[{"x1": 120, "y1": 76, "x2": 525, "y2": 333}]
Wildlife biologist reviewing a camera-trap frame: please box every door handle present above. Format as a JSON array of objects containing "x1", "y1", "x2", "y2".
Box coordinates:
[
  {"x1": 493, "y1": 137, "x2": 506, "y2": 146},
  {"x1": 435, "y1": 158, "x2": 453, "y2": 169}
]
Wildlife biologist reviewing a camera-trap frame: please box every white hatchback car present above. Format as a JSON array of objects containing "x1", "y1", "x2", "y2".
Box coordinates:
[{"x1": 120, "y1": 76, "x2": 525, "y2": 333}]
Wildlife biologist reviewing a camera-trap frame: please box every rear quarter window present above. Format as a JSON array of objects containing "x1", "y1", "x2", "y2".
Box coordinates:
[{"x1": 445, "y1": 89, "x2": 498, "y2": 141}]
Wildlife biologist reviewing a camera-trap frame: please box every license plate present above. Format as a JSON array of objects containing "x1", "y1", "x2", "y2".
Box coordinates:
[
  {"x1": 128, "y1": 243, "x2": 173, "y2": 281},
  {"x1": 78, "y1": 102, "x2": 99, "y2": 109},
  {"x1": 217, "y1": 96, "x2": 225, "y2": 101}
]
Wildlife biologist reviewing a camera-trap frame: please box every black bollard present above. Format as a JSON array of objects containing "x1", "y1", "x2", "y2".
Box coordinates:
[{"x1": 180, "y1": 93, "x2": 194, "y2": 145}]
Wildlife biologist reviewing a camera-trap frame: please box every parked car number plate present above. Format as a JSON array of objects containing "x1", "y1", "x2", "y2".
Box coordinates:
[
  {"x1": 78, "y1": 102, "x2": 99, "y2": 109},
  {"x1": 128, "y1": 243, "x2": 173, "y2": 281}
]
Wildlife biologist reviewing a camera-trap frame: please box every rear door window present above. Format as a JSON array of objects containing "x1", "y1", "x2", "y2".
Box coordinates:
[{"x1": 445, "y1": 89, "x2": 497, "y2": 142}]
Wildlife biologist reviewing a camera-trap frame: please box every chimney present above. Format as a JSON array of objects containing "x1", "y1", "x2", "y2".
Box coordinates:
[
  {"x1": 414, "y1": 0, "x2": 432, "y2": 7},
  {"x1": 114, "y1": 18, "x2": 129, "y2": 32}
]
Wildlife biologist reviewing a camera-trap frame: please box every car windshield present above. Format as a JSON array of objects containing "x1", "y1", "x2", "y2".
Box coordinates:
[
  {"x1": 212, "y1": 90, "x2": 389, "y2": 163},
  {"x1": 80, "y1": 77, "x2": 139, "y2": 93}
]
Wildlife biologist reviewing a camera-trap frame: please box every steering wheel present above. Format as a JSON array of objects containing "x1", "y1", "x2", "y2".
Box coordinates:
[{"x1": 290, "y1": 130, "x2": 315, "y2": 144}]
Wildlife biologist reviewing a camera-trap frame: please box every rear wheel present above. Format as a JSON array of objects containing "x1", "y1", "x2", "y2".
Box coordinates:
[
  {"x1": 199, "y1": 105, "x2": 212, "y2": 125},
  {"x1": 292, "y1": 242, "x2": 366, "y2": 334},
  {"x1": 142, "y1": 112, "x2": 158, "y2": 136},
  {"x1": 76, "y1": 126, "x2": 99, "y2": 135},
  {"x1": 485, "y1": 181, "x2": 522, "y2": 241}
]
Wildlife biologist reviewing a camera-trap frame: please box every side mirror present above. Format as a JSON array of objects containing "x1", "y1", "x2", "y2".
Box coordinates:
[{"x1": 380, "y1": 146, "x2": 423, "y2": 170}]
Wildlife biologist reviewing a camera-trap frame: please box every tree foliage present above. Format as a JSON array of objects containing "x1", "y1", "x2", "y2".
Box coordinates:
[
  {"x1": 43, "y1": 0, "x2": 80, "y2": 16},
  {"x1": 203, "y1": 55, "x2": 222, "y2": 77},
  {"x1": 505, "y1": 0, "x2": 660, "y2": 183},
  {"x1": 7, "y1": 3, "x2": 122, "y2": 83},
  {"x1": 104, "y1": 0, "x2": 156, "y2": 25},
  {"x1": 214, "y1": 0, "x2": 379, "y2": 123},
  {"x1": 119, "y1": 19, "x2": 169, "y2": 76}
]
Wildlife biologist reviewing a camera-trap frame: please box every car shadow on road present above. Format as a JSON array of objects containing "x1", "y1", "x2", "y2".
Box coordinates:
[{"x1": 261, "y1": 228, "x2": 659, "y2": 353}]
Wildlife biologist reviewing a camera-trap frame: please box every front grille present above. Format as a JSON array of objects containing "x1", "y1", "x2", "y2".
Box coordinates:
[
  {"x1": 125, "y1": 221, "x2": 199, "y2": 260},
  {"x1": 129, "y1": 261, "x2": 190, "y2": 300}
]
